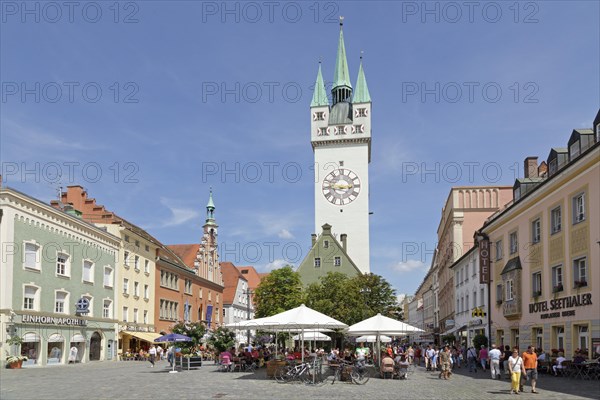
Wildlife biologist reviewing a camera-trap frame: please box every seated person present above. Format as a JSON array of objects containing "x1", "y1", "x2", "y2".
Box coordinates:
[
  {"x1": 396, "y1": 355, "x2": 410, "y2": 379},
  {"x1": 553, "y1": 353, "x2": 567, "y2": 376},
  {"x1": 381, "y1": 352, "x2": 395, "y2": 378}
]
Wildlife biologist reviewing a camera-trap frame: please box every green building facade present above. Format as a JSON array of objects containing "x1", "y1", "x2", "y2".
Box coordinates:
[
  {"x1": 0, "y1": 188, "x2": 120, "y2": 367},
  {"x1": 297, "y1": 224, "x2": 362, "y2": 287}
]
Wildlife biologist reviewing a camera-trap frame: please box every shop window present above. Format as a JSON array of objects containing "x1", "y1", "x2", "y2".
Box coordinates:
[
  {"x1": 56, "y1": 252, "x2": 70, "y2": 277},
  {"x1": 553, "y1": 326, "x2": 565, "y2": 350},
  {"x1": 47, "y1": 334, "x2": 64, "y2": 364},
  {"x1": 24, "y1": 242, "x2": 40, "y2": 270},
  {"x1": 511, "y1": 329, "x2": 520, "y2": 349},
  {"x1": 534, "y1": 328, "x2": 543, "y2": 349},
  {"x1": 21, "y1": 333, "x2": 40, "y2": 365},
  {"x1": 577, "y1": 325, "x2": 589, "y2": 351}
]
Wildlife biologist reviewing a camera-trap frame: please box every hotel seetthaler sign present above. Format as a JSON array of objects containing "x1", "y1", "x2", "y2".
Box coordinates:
[{"x1": 529, "y1": 293, "x2": 592, "y2": 319}]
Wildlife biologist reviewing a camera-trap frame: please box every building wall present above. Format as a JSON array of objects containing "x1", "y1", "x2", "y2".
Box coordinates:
[
  {"x1": 0, "y1": 188, "x2": 120, "y2": 367},
  {"x1": 486, "y1": 146, "x2": 599, "y2": 355}
]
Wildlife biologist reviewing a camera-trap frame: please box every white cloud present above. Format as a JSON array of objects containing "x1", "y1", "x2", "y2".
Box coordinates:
[
  {"x1": 159, "y1": 198, "x2": 200, "y2": 228},
  {"x1": 262, "y1": 259, "x2": 292, "y2": 272},
  {"x1": 277, "y1": 229, "x2": 294, "y2": 239},
  {"x1": 392, "y1": 259, "x2": 427, "y2": 273}
]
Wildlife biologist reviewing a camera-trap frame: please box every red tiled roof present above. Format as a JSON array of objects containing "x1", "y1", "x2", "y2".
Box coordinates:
[
  {"x1": 220, "y1": 262, "x2": 246, "y2": 305},
  {"x1": 167, "y1": 244, "x2": 200, "y2": 268},
  {"x1": 236, "y1": 266, "x2": 262, "y2": 291}
]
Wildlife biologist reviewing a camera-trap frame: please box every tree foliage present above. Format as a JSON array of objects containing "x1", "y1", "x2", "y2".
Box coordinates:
[
  {"x1": 254, "y1": 265, "x2": 304, "y2": 318},
  {"x1": 473, "y1": 334, "x2": 488, "y2": 349},
  {"x1": 171, "y1": 321, "x2": 206, "y2": 352},
  {"x1": 207, "y1": 326, "x2": 236, "y2": 354},
  {"x1": 304, "y1": 272, "x2": 397, "y2": 326}
]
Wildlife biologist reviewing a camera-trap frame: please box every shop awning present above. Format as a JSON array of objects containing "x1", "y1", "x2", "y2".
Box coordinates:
[
  {"x1": 22, "y1": 332, "x2": 40, "y2": 342},
  {"x1": 48, "y1": 333, "x2": 64, "y2": 342},
  {"x1": 441, "y1": 325, "x2": 467, "y2": 337},
  {"x1": 71, "y1": 334, "x2": 85, "y2": 343},
  {"x1": 123, "y1": 331, "x2": 161, "y2": 343}
]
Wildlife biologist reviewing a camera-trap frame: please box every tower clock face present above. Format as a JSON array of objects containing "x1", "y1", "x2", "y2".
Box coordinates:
[{"x1": 322, "y1": 168, "x2": 361, "y2": 205}]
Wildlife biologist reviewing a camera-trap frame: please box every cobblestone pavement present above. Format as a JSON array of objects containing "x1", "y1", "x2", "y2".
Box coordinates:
[{"x1": 1, "y1": 360, "x2": 599, "y2": 400}]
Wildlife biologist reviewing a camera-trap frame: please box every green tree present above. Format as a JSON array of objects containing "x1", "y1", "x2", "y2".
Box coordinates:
[
  {"x1": 171, "y1": 321, "x2": 206, "y2": 352},
  {"x1": 207, "y1": 326, "x2": 236, "y2": 354},
  {"x1": 348, "y1": 273, "x2": 397, "y2": 321},
  {"x1": 473, "y1": 334, "x2": 488, "y2": 349},
  {"x1": 254, "y1": 265, "x2": 304, "y2": 318},
  {"x1": 305, "y1": 272, "x2": 362, "y2": 325}
]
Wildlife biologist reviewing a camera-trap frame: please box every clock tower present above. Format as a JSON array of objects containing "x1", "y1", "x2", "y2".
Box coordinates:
[{"x1": 310, "y1": 18, "x2": 371, "y2": 274}]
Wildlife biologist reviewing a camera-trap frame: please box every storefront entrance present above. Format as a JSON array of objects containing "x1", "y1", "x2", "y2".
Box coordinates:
[{"x1": 89, "y1": 332, "x2": 101, "y2": 361}]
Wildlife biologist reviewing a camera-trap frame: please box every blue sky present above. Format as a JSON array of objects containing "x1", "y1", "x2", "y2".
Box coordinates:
[{"x1": 1, "y1": 1, "x2": 599, "y2": 297}]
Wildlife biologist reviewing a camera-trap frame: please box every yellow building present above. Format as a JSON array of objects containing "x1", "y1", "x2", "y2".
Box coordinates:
[{"x1": 482, "y1": 111, "x2": 600, "y2": 358}]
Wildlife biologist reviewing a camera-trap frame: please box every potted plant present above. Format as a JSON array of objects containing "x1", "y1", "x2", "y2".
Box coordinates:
[
  {"x1": 5, "y1": 336, "x2": 26, "y2": 369},
  {"x1": 5, "y1": 355, "x2": 28, "y2": 369},
  {"x1": 574, "y1": 280, "x2": 587, "y2": 288},
  {"x1": 552, "y1": 284, "x2": 563, "y2": 293}
]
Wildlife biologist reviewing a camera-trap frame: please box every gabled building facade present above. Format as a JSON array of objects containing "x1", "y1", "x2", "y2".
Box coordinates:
[{"x1": 297, "y1": 223, "x2": 362, "y2": 287}]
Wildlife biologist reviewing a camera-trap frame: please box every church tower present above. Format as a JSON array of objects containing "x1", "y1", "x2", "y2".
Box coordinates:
[
  {"x1": 197, "y1": 190, "x2": 223, "y2": 284},
  {"x1": 310, "y1": 18, "x2": 371, "y2": 274}
]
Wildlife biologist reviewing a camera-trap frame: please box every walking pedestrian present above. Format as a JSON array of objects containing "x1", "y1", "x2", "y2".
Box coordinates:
[
  {"x1": 489, "y1": 344, "x2": 502, "y2": 379},
  {"x1": 467, "y1": 346, "x2": 478, "y2": 372},
  {"x1": 522, "y1": 346, "x2": 539, "y2": 394},
  {"x1": 508, "y1": 349, "x2": 523, "y2": 395},
  {"x1": 157, "y1": 345, "x2": 163, "y2": 361},
  {"x1": 503, "y1": 345, "x2": 512, "y2": 379},
  {"x1": 479, "y1": 345, "x2": 488, "y2": 371},
  {"x1": 438, "y1": 346, "x2": 452, "y2": 380},
  {"x1": 148, "y1": 344, "x2": 157, "y2": 368}
]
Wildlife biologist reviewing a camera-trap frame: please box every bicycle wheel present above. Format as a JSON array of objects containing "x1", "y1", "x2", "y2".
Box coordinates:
[
  {"x1": 275, "y1": 366, "x2": 292, "y2": 383},
  {"x1": 351, "y1": 367, "x2": 371, "y2": 385}
]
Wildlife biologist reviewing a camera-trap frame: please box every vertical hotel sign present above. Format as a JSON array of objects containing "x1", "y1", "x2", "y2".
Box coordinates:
[{"x1": 479, "y1": 237, "x2": 490, "y2": 284}]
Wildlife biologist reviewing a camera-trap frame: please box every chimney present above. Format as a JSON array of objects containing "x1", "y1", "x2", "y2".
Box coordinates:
[
  {"x1": 340, "y1": 234, "x2": 347, "y2": 251},
  {"x1": 537, "y1": 161, "x2": 548, "y2": 178},
  {"x1": 524, "y1": 157, "x2": 538, "y2": 178},
  {"x1": 311, "y1": 234, "x2": 317, "y2": 247}
]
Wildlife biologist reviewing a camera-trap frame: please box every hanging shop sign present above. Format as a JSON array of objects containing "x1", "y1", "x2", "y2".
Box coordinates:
[{"x1": 528, "y1": 293, "x2": 592, "y2": 319}]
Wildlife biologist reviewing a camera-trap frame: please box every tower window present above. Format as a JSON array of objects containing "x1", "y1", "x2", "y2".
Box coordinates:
[
  {"x1": 357, "y1": 108, "x2": 366, "y2": 117},
  {"x1": 315, "y1": 112, "x2": 325, "y2": 121},
  {"x1": 353, "y1": 125, "x2": 363, "y2": 134},
  {"x1": 336, "y1": 126, "x2": 346, "y2": 135},
  {"x1": 318, "y1": 127, "x2": 328, "y2": 136}
]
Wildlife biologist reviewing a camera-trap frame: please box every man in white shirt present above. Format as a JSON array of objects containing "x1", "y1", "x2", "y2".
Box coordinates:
[
  {"x1": 553, "y1": 353, "x2": 566, "y2": 376},
  {"x1": 488, "y1": 344, "x2": 502, "y2": 379},
  {"x1": 148, "y1": 344, "x2": 157, "y2": 368},
  {"x1": 426, "y1": 346, "x2": 435, "y2": 371}
]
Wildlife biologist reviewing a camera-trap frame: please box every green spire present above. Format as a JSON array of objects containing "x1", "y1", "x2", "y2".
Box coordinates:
[
  {"x1": 353, "y1": 56, "x2": 371, "y2": 103},
  {"x1": 206, "y1": 189, "x2": 216, "y2": 223},
  {"x1": 333, "y1": 18, "x2": 352, "y2": 90},
  {"x1": 311, "y1": 62, "x2": 329, "y2": 107}
]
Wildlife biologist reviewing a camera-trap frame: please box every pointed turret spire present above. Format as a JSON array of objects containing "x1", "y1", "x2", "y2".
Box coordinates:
[
  {"x1": 206, "y1": 188, "x2": 216, "y2": 224},
  {"x1": 311, "y1": 62, "x2": 329, "y2": 107},
  {"x1": 353, "y1": 53, "x2": 371, "y2": 103},
  {"x1": 332, "y1": 16, "x2": 352, "y2": 105}
]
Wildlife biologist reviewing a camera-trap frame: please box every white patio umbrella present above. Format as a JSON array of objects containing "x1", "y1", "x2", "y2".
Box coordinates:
[
  {"x1": 348, "y1": 313, "x2": 424, "y2": 366},
  {"x1": 355, "y1": 335, "x2": 392, "y2": 343},
  {"x1": 292, "y1": 331, "x2": 331, "y2": 341},
  {"x1": 226, "y1": 304, "x2": 347, "y2": 362}
]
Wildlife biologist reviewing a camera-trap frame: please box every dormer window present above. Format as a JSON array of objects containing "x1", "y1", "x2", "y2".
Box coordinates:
[
  {"x1": 569, "y1": 140, "x2": 580, "y2": 160},
  {"x1": 513, "y1": 185, "x2": 521, "y2": 201}
]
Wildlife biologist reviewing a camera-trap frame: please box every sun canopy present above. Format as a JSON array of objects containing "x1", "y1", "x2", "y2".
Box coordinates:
[
  {"x1": 356, "y1": 335, "x2": 392, "y2": 343},
  {"x1": 292, "y1": 331, "x2": 331, "y2": 341},
  {"x1": 154, "y1": 333, "x2": 192, "y2": 343},
  {"x1": 225, "y1": 304, "x2": 348, "y2": 331},
  {"x1": 347, "y1": 313, "x2": 424, "y2": 336}
]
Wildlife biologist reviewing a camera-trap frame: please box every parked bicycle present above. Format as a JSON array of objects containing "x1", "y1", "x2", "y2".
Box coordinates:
[{"x1": 327, "y1": 360, "x2": 371, "y2": 385}]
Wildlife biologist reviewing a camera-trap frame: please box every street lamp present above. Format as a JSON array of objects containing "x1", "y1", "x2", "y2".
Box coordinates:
[{"x1": 360, "y1": 287, "x2": 371, "y2": 320}]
